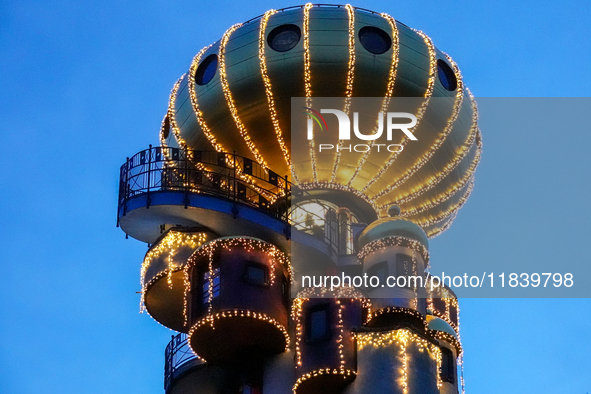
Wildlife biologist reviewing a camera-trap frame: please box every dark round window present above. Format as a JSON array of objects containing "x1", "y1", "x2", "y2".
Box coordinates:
[
  {"x1": 267, "y1": 24, "x2": 301, "y2": 52},
  {"x1": 194, "y1": 54, "x2": 218, "y2": 85},
  {"x1": 359, "y1": 26, "x2": 391, "y2": 54},
  {"x1": 436, "y1": 59, "x2": 457, "y2": 91}
]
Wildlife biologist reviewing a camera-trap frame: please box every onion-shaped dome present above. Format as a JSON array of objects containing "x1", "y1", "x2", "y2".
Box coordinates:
[
  {"x1": 161, "y1": 4, "x2": 481, "y2": 237},
  {"x1": 358, "y1": 204, "x2": 429, "y2": 249},
  {"x1": 426, "y1": 315, "x2": 458, "y2": 340}
]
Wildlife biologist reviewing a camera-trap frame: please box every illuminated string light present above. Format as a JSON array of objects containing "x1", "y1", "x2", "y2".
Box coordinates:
[
  {"x1": 187, "y1": 309, "x2": 291, "y2": 358},
  {"x1": 354, "y1": 329, "x2": 443, "y2": 390},
  {"x1": 140, "y1": 231, "x2": 208, "y2": 313},
  {"x1": 348, "y1": 12, "x2": 400, "y2": 186},
  {"x1": 358, "y1": 236, "x2": 429, "y2": 263},
  {"x1": 291, "y1": 287, "x2": 370, "y2": 370},
  {"x1": 330, "y1": 4, "x2": 356, "y2": 183},
  {"x1": 374, "y1": 55, "x2": 464, "y2": 200},
  {"x1": 219, "y1": 23, "x2": 269, "y2": 169},
  {"x1": 303, "y1": 3, "x2": 318, "y2": 182},
  {"x1": 188, "y1": 44, "x2": 227, "y2": 153},
  {"x1": 361, "y1": 29, "x2": 437, "y2": 193},
  {"x1": 293, "y1": 368, "x2": 356, "y2": 393},
  {"x1": 259, "y1": 10, "x2": 298, "y2": 183},
  {"x1": 377, "y1": 90, "x2": 481, "y2": 208},
  {"x1": 415, "y1": 178, "x2": 474, "y2": 230}
]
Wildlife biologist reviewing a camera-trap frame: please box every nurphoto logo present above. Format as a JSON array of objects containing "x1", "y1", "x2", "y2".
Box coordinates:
[{"x1": 304, "y1": 107, "x2": 418, "y2": 152}]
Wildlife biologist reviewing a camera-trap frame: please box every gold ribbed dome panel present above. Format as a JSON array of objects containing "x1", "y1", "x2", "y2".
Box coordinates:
[{"x1": 160, "y1": 4, "x2": 481, "y2": 237}]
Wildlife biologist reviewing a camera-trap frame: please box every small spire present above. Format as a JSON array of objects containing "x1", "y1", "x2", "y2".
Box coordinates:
[{"x1": 388, "y1": 204, "x2": 401, "y2": 217}]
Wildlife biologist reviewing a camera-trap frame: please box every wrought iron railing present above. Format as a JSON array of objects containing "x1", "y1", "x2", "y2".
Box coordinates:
[
  {"x1": 164, "y1": 333, "x2": 201, "y2": 391},
  {"x1": 118, "y1": 146, "x2": 358, "y2": 253},
  {"x1": 118, "y1": 146, "x2": 291, "y2": 223}
]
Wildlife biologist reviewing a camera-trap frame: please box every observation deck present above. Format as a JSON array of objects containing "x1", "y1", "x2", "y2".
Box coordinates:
[{"x1": 117, "y1": 146, "x2": 291, "y2": 245}]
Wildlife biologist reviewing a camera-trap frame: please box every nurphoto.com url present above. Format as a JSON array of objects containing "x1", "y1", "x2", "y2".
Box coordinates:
[{"x1": 301, "y1": 272, "x2": 574, "y2": 291}]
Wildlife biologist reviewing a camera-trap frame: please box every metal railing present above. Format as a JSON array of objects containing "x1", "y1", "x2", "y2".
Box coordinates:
[
  {"x1": 118, "y1": 146, "x2": 291, "y2": 223},
  {"x1": 164, "y1": 333, "x2": 201, "y2": 391},
  {"x1": 118, "y1": 146, "x2": 358, "y2": 253}
]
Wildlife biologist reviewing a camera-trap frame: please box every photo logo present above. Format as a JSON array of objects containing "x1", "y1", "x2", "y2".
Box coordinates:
[
  {"x1": 305, "y1": 108, "x2": 418, "y2": 153},
  {"x1": 303, "y1": 107, "x2": 328, "y2": 134}
]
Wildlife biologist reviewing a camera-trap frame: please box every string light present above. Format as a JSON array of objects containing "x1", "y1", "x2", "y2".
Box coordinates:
[
  {"x1": 417, "y1": 178, "x2": 474, "y2": 231},
  {"x1": 303, "y1": 3, "x2": 317, "y2": 182},
  {"x1": 219, "y1": 23, "x2": 269, "y2": 169},
  {"x1": 291, "y1": 287, "x2": 370, "y2": 369},
  {"x1": 358, "y1": 236, "x2": 429, "y2": 263},
  {"x1": 139, "y1": 230, "x2": 208, "y2": 313},
  {"x1": 293, "y1": 368, "x2": 356, "y2": 393},
  {"x1": 330, "y1": 4, "x2": 356, "y2": 183},
  {"x1": 361, "y1": 29, "x2": 437, "y2": 193},
  {"x1": 354, "y1": 329, "x2": 443, "y2": 390},
  {"x1": 373, "y1": 54, "x2": 464, "y2": 200},
  {"x1": 377, "y1": 90, "x2": 481, "y2": 208},
  {"x1": 188, "y1": 44, "x2": 227, "y2": 153},
  {"x1": 347, "y1": 12, "x2": 400, "y2": 186},
  {"x1": 259, "y1": 9, "x2": 297, "y2": 182},
  {"x1": 188, "y1": 309, "x2": 291, "y2": 359}
]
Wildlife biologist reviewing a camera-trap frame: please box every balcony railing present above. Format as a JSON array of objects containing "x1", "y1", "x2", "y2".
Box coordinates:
[
  {"x1": 118, "y1": 146, "x2": 291, "y2": 223},
  {"x1": 118, "y1": 146, "x2": 360, "y2": 254},
  {"x1": 164, "y1": 333, "x2": 201, "y2": 391}
]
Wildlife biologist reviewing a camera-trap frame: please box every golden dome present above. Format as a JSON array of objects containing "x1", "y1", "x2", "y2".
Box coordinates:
[{"x1": 160, "y1": 4, "x2": 481, "y2": 237}]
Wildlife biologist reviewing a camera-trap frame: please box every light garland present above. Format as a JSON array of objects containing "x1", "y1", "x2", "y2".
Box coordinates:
[
  {"x1": 358, "y1": 236, "x2": 429, "y2": 263},
  {"x1": 140, "y1": 231, "x2": 208, "y2": 313},
  {"x1": 361, "y1": 29, "x2": 437, "y2": 194},
  {"x1": 183, "y1": 236, "x2": 292, "y2": 326},
  {"x1": 303, "y1": 3, "x2": 318, "y2": 182},
  {"x1": 329, "y1": 4, "x2": 356, "y2": 183},
  {"x1": 293, "y1": 368, "x2": 356, "y2": 393},
  {"x1": 373, "y1": 54, "x2": 464, "y2": 200},
  {"x1": 411, "y1": 178, "x2": 474, "y2": 228},
  {"x1": 188, "y1": 44, "x2": 226, "y2": 153},
  {"x1": 354, "y1": 329, "x2": 442, "y2": 390},
  {"x1": 292, "y1": 287, "x2": 370, "y2": 367},
  {"x1": 219, "y1": 23, "x2": 269, "y2": 169},
  {"x1": 368, "y1": 306, "x2": 424, "y2": 324},
  {"x1": 188, "y1": 309, "x2": 291, "y2": 358},
  {"x1": 377, "y1": 89, "x2": 481, "y2": 207},
  {"x1": 298, "y1": 181, "x2": 378, "y2": 212},
  {"x1": 347, "y1": 12, "x2": 400, "y2": 187},
  {"x1": 259, "y1": 10, "x2": 297, "y2": 183}
]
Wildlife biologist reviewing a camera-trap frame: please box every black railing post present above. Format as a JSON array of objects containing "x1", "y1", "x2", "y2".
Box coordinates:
[
  {"x1": 123, "y1": 157, "x2": 130, "y2": 217},
  {"x1": 184, "y1": 147, "x2": 189, "y2": 208},
  {"x1": 233, "y1": 151, "x2": 237, "y2": 202},
  {"x1": 146, "y1": 145, "x2": 152, "y2": 209}
]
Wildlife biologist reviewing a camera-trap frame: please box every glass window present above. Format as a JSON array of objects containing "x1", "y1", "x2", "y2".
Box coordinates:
[
  {"x1": 396, "y1": 254, "x2": 413, "y2": 278},
  {"x1": 437, "y1": 59, "x2": 457, "y2": 91},
  {"x1": 202, "y1": 267, "x2": 220, "y2": 304},
  {"x1": 367, "y1": 261, "x2": 388, "y2": 283},
  {"x1": 359, "y1": 26, "x2": 392, "y2": 54},
  {"x1": 194, "y1": 54, "x2": 218, "y2": 86},
  {"x1": 440, "y1": 346, "x2": 455, "y2": 383},
  {"x1": 308, "y1": 305, "x2": 330, "y2": 342},
  {"x1": 267, "y1": 24, "x2": 301, "y2": 52},
  {"x1": 244, "y1": 263, "x2": 268, "y2": 286}
]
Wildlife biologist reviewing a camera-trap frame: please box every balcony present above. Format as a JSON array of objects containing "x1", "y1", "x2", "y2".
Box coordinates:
[{"x1": 164, "y1": 333, "x2": 203, "y2": 392}]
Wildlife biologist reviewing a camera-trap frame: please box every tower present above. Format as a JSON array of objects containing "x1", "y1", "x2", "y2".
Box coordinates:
[{"x1": 117, "y1": 4, "x2": 480, "y2": 394}]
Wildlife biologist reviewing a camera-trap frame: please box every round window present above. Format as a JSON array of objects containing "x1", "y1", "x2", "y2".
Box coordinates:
[
  {"x1": 267, "y1": 24, "x2": 301, "y2": 52},
  {"x1": 194, "y1": 54, "x2": 218, "y2": 86},
  {"x1": 436, "y1": 59, "x2": 457, "y2": 91},
  {"x1": 359, "y1": 26, "x2": 391, "y2": 55}
]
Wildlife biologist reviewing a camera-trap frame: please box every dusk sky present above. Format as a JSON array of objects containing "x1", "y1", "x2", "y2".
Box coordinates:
[{"x1": 1, "y1": 0, "x2": 590, "y2": 393}]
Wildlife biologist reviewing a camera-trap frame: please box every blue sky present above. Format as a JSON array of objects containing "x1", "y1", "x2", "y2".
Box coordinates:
[{"x1": 1, "y1": 0, "x2": 590, "y2": 393}]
